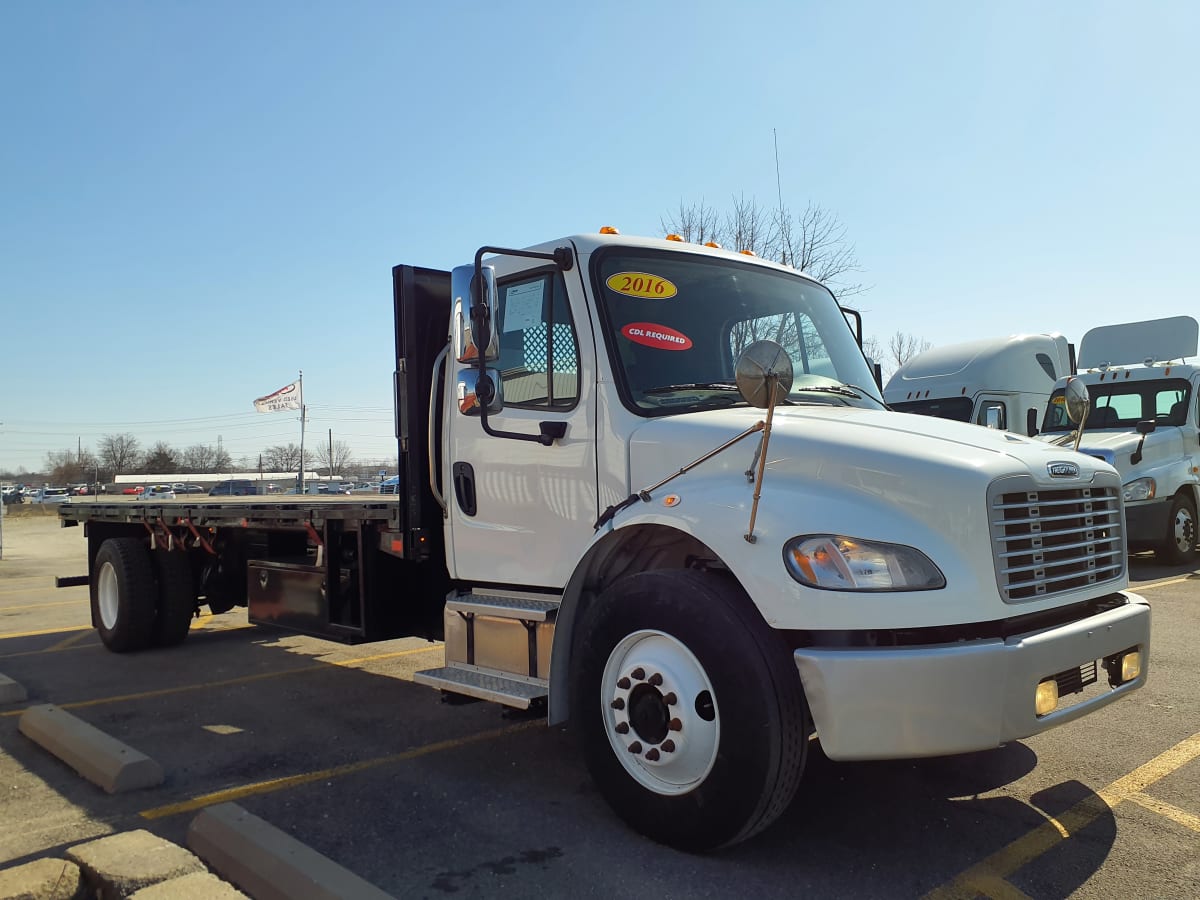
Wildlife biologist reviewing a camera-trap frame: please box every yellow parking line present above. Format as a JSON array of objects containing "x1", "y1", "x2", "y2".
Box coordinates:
[
  {"x1": 1132, "y1": 575, "x2": 1193, "y2": 591},
  {"x1": 0, "y1": 644, "x2": 444, "y2": 718},
  {"x1": 138, "y1": 720, "x2": 539, "y2": 820},
  {"x1": 1124, "y1": 792, "x2": 1200, "y2": 833},
  {"x1": 0, "y1": 599, "x2": 81, "y2": 611},
  {"x1": 0, "y1": 625, "x2": 92, "y2": 640},
  {"x1": 43, "y1": 630, "x2": 95, "y2": 652},
  {"x1": 925, "y1": 732, "x2": 1200, "y2": 899}
]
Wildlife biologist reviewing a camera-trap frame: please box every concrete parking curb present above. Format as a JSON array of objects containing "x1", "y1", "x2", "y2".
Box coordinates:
[
  {"x1": 0, "y1": 857, "x2": 84, "y2": 900},
  {"x1": 0, "y1": 672, "x2": 27, "y2": 705},
  {"x1": 187, "y1": 802, "x2": 394, "y2": 900},
  {"x1": 17, "y1": 704, "x2": 164, "y2": 794}
]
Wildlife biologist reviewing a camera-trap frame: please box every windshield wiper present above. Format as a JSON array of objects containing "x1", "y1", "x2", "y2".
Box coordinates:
[
  {"x1": 791, "y1": 385, "x2": 863, "y2": 399},
  {"x1": 643, "y1": 382, "x2": 739, "y2": 395}
]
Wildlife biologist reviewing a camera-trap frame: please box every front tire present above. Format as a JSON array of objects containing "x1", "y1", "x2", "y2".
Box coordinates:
[
  {"x1": 1157, "y1": 493, "x2": 1197, "y2": 565},
  {"x1": 571, "y1": 570, "x2": 808, "y2": 851},
  {"x1": 91, "y1": 538, "x2": 156, "y2": 652}
]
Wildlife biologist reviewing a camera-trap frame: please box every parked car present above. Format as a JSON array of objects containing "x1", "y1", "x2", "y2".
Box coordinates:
[
  {"x1": 121, "y1": 485, "x2": 145, "y2": 495},
  {"x1": 142, "y1": 485, "x2": 176, "y2": 500},
  {"x1": 32, "y1": 487, "x2": 72, "y2": 504},
  {"x1": 171, "y1": 483, "x2": 205, "y2": 494},
  {"x1": 208, "y1": 479, "x2": 260, "y2": 496},
  {"x1": 379, "y1": 476, "x2": 400, "y2": 494},
  {"x1": 2, "y1": 487, "x2": 22, "y2": 505}
]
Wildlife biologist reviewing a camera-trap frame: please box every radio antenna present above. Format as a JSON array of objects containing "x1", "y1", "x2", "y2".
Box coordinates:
[{"x1": 773, "y1": 128, "x2": 787, "y2": 266}]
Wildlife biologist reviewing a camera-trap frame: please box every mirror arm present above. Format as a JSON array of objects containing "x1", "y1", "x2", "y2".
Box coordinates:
[{"x1": 471, "y1": 244, "x2": 576, "y2": 446}]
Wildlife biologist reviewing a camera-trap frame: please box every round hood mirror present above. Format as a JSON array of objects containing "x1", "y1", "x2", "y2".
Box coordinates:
[
  {"x1": 735, "y1": 341, "x2": 794, "y2": 408},
  {"x1": 1064, "y1": 377, "x2": 1091, "y2": 425}
]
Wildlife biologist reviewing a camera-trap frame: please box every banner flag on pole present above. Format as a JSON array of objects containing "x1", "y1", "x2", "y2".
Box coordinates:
[{"x1": 253, "y1": 380, "x2": 302, "y2": 413}]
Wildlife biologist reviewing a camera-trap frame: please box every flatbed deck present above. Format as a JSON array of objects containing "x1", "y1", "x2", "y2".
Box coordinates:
[{"x1": 59, "y1": 496, "x2": 404, "y2": 530}]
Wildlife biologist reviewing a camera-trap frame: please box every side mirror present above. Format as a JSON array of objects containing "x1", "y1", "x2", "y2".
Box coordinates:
[
  {"x1": 984, "y1": 406, "x2": 1002, "y2": 430},
  {"x1": 1136, "y1": 420, "x2": 1156, "y2": 436},
  {"x1": 457, "y1": 368, "x2": 504, "y2": 416},
  {"x1": 1026, "y1": 407, "x2": 1039, "y2": 437},
  {"x1": 451, "y1": 264, "x2": 499, "y2": 364},
  {"x1": 1064, "y1": 378, "x2": 1091, "y2": 425}
]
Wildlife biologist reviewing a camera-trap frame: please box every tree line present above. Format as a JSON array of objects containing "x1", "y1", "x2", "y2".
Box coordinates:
[{"x1": 12, "y1": 435, "x2": 380, "y2": 487}]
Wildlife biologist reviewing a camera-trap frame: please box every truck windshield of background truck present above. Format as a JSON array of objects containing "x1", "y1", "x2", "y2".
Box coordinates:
[
  {"x1": 887, "y1": 396, "x2": 974, "y2": 423},
  {"x1": 593, "y1": 249, "x2": 883, "y2": 416},
  {"x1": 1041, "y1": 378, "x2": 1192, "y2": 432}
]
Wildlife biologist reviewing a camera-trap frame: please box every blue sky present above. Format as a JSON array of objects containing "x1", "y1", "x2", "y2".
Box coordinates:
[{"x1": 2, "y1": 1, "x2": 1196, "y2": 473}]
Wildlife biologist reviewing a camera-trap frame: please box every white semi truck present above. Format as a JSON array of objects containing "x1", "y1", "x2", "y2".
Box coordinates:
[
  {"x1": 1040, "y1": 316, "x2": 1200, "y2": 564},
  {"x1": 60, "y1": 231, "x2": 1149, "y2": 851},
  {"x1": 886, "y1": 333, "x2": 1075, "y2": 436}
]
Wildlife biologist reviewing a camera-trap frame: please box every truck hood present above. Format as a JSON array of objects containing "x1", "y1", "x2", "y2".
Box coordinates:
[
  {"x1": 628, "y1": 405, "x2": 1114, "y2": 491},
  {"x1": 1075, "y1": 427, "x2": 1187, "y2": 478}
]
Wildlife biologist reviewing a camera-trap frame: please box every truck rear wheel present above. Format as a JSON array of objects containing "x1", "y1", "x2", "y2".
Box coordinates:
[
  {"x1": 92, "y1": 538, "x2": 156, "y2": 652},
  {"x1": 1158, "y1": 493, "x2": 1197, "y2": 565},
  {"x1": 570, "y1": 570, "x2": 808, "y2": 851},
  {"x1": 152, "y1": 551, "x2": 196, "y2": 647}
]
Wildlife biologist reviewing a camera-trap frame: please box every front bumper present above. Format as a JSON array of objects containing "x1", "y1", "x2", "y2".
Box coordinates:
[{"x1": 793, "y1": 593, "x2": 1150, "y2": 761}]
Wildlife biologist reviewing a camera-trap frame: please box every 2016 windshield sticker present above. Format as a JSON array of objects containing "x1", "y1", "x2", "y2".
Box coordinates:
[
  {"x1": 606, "y1": 272, "x2": 678, "y2": 299},
  {"x1": 621, "y1": 323, "x2": 693, "y2": 351}
]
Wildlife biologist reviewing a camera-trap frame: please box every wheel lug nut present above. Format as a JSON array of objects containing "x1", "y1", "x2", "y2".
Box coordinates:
[
  {"x1": 663, "y1": 692, "x2": 677, "y2": 705},
  {"x1": 648, "y1": 672, "x2": 663, "y2": 686},
  {"x1": 615, "y1": 722, "x2": 629, "y2": 734},
  {"x1": 668, "y1": 718, "x2": 682, "y2": 732},
  {"x1": 661, "y1": 739, "x2": 676, "y2": 753},
  {"x1": 610, "y1": 698, "x2": 625, "y2": 710},
  {"x1": 631, "y1": 667, "x2": 645, "y2": 680},
  {"x1": 617, "y1": 677, "x2": 631, "y2": 690},
  {"x1": 629, "y1": 741, "x2": 643, "y2": 754},
  {"x1": 645, "y1": 748, "x2": 660, "y2": 761}
]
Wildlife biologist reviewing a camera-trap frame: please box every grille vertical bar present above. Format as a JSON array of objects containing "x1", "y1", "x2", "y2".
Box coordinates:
[{"x1": 989, "y1": 476, "x2": 1125, "y2": 602}]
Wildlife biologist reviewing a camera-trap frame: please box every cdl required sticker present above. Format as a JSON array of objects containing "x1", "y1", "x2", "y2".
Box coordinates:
[{"x1": 621, "y1": 323, "x2": 693, "y2": 351}]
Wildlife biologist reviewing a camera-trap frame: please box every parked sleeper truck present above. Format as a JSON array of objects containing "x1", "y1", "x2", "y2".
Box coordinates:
[
  {"x1": 59, "y1": 231, "x2": 1150, "y2": 852},
  {"x1": 886, "y1": 333, "x2": 1075, "y2": 436},
  {"x1": 1039, "y1": 316, "x2": 1200, "y2": 565}
]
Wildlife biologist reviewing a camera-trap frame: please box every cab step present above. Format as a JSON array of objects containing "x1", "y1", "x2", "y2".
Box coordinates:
[
  {"x1": 445, "y1": 592, "x2": 560, "y2": 621},
  {"x1": 413, "y1": 664, "x2": 548, "y2": 709}
]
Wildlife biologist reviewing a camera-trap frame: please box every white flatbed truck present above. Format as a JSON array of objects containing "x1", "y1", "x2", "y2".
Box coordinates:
[{"x1": 59, "y1": 231, "x2": 1149, "y2": 851}]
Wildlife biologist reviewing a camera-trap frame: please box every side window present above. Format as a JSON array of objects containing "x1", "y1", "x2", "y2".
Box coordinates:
[{"x1": 496, "y1": 272, "x2": 579, "y2": 409}]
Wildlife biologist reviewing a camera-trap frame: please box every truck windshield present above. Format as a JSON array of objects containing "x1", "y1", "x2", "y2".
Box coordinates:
[
  {"x1": 889, "y1": 397, "x2": 974, "y2": 422},
  {"x1": 1042, "y1": 378, "x2": 1192, "y2": 433},
  {"x1": 593, "y1": 248, "x2": 883, "y2": 415}
]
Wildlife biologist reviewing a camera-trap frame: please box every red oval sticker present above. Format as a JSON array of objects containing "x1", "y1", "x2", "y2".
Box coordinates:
[{"x1": 621, "y1": 322, "x2": 693, "y2": 351}]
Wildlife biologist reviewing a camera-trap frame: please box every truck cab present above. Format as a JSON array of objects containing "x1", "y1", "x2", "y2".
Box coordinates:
[
  {"x1": 1039, "y1": 316, "x2": 1200, "y2": 564},
  {"x1": 886, "y1": 333, "x2": 1074, "y2": 436}
]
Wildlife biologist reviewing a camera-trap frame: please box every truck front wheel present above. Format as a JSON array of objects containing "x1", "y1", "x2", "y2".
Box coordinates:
[
  {"x1": 1158, "y1": 493, "x2": 1197, "y2": 565},
  {"x1": 92, "y1": 538, "x2": 157, "y2": 652},
  {"x1": 570, "y1": 570, "x2": 808, "y2": 852}
]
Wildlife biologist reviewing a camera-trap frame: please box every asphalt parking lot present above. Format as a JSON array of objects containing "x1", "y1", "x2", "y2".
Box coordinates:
[{"x1": 0, "y1": 509, "x2": 1197, "y2": 899}]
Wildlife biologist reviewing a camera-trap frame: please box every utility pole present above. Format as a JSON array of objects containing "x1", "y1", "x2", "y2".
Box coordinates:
[{"x1": 328, "y1": 429, "x2": 333, "y2": 479}]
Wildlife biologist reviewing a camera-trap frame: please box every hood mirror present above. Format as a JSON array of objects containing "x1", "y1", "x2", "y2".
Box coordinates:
[{"x1": 735, "y1": 340, "x2": 794, "y2": 408}]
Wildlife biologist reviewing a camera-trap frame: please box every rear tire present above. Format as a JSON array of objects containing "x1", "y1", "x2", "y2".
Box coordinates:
[
  {"x1": 1157, "y1": 493, "x2": 1197, "y2": 565},
  {"x1": 91, "y1": 538, "x2": 156, "y2": 652},
  {"x1": 571, "y1": 569, "x2": 808, "y2": 852},
  {"x1": 152, "y1": 551, "x2": 196, "y2": 647}
]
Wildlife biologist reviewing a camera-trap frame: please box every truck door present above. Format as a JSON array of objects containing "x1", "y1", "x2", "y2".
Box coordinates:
[{"x1": 445, "y1": 262, "x2": 598, "y2": 587}]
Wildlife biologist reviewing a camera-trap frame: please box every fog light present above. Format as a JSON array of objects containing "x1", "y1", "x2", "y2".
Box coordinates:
[
  {"x1": 1035, "y1": 678, "x2": 1060, "y2": 717},
  {"x1": 1120, "y1": 649, "x2": 1142, "y2": 683}
]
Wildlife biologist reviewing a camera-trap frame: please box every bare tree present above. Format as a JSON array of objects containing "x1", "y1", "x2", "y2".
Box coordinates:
[
  {"x1": 263, "y1": 444, "x2": 308, "y2": 471},
  {"x1": 99, "y1": 433, "x2": 140, "y2": 474},
  {"x1": 315, "y1": 440, "x2": 354, "y2": 477},
  {"x1": 179, "y1": 444, "x2": 217, "y2": 474},
  {"x1": 888, "y1": 331, "x2": 932, "y2": 370},
  {"x1": 663, "y1": 196, "x2": 866, "y2": 300},
  {"x1": 45, "y1": 448, "x2": 99, "y2": 486}
]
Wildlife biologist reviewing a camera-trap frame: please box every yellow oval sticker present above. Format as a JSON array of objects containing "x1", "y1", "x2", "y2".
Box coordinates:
[{"x1": 606, "y1": 272, "x2": 677, "y2": 300}]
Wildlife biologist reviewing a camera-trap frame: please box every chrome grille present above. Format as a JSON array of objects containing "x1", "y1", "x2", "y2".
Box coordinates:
[{"x1": 989, "y1": 478, "x2": 1125, "y2": 602}]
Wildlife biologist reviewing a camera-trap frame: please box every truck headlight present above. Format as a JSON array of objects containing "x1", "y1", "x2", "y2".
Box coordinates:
[
  {"x1": 1123, "y1": 477, "x2": 1156, "y2": 502},
  {"x1": 783, "y1": 535, "x2": 946, "y2": 592}
]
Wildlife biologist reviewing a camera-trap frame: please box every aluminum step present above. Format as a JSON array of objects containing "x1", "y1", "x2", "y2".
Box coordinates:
[
  {"x1": 446, "y1": 592, "x2": 560, "y2": 622},
  {"x1": 413, "y1": 665, "x2": 548, "y2": 709}
]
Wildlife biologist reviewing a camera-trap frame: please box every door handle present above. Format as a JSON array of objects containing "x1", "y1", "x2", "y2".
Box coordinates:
[{"x1": 452, "y1": 462, "x2": 477, "y2": 516}]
